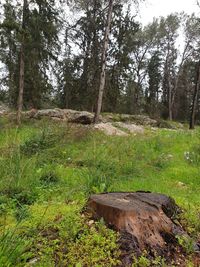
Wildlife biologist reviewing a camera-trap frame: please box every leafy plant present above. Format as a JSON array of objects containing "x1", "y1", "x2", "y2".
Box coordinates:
[
  {"x1": 14, "y1": 205, "x2": 30, "y2": 222},
  {"x1": 176, "y1": 235, "x2": 195, "y2": 254},
  {"x1": 20, "y1": 129, "x2": 57, "y2": 156},
  {"x1": 66, "y1": 222, "x2": 120, "y2": 266},
  {"x1": 0, "y1": 230, "x2": 31, "y2": 266},
  {"x1": 39, "y1": 171, "x2": 60, "y2": 186},
  {"x1": 132, "y1": 255, "x2": 151, "y2": 267}
]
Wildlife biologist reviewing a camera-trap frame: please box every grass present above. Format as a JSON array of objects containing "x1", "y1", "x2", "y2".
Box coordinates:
[{"x1": 0, "y1": 117, "x2": 200, "y2": 266}]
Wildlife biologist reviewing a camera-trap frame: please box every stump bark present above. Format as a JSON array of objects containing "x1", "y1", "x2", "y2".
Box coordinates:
[{"x1": 87, "y1": 192, "x2": 183, "y2": 251}]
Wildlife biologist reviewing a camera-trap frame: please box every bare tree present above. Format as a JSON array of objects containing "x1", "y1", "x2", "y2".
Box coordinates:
[
  {"x1": 17, "y1": 0, "x2": 28, "y2": 125},
  {"x1": 94, "y1": 0, "x2": 114, "y2": 123}
]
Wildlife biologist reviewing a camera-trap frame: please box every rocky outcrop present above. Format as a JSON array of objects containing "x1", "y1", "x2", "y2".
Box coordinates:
[
  {"x1": 24, "y1": 109, "x2": 96, "y2": 124},
  {"x1": 66, "y1": 110, "x2": 95, "y2": 124},
  {"x1": 1, "y1": 107, "x2": 184, "y2": 130},
  {"x1": 102, "y1": 113, "x2": 158, "y2": 127},
  {"x1": 94, "y1": 123, "x2": 128, "y2": 136},
  {"x1": 114, "y1": 122, "x2": 144, "y2": 134},
  {"x1": 33, "y1": 109, "x2": 66, "y2": 120},
  {"x1": 0, "y1": 103, "x2": 10, "y2": 116},
  {"x1": 94, "y1": 122, "x2": 145, "y2": 136}
]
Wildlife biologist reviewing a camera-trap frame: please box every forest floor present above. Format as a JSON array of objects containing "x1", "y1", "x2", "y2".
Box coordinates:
[{"x1": 0, "y1": 117, "x2": 200, "y2": 266}]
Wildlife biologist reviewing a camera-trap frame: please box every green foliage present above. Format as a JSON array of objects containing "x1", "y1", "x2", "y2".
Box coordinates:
[
  {"x1": 0, "y1": 121, "x2": 199, "y2": 266},
  {"x1": 6, "y1": 188, "x2": 37, "y2": 206},
  {"x1": 66, "y1": 222, "x2": 120, "y2": 267},
  {"x1": 14, "y1": 205, "x2": 30, "y2": 222},
  {"x1": 132, "y1": 255, "x2": 151, "y2": 267},
  {"x1": 132, "y1": 253, "x2": 167, "y2": 267},
  {"x1": 20, "y1": 130, "x2": 58, "y2": 156},
  {"x1": 0, "y1": 230, "x2": 30, "y2": 266},
  {"x1": 85, "y1": 168, "x2": 114, "y2": 194},
  {"x1": 176, "y1": 235, "x2": 195, "y2": 254},
  {"x1": 39, "y1": 170, "x2": 60, "y2": 186}
]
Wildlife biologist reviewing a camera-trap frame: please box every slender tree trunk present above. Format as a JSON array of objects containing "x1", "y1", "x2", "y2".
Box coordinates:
[
  {"x1": 94, "y1": 0, "x2": 114, "y2": 123},
  {"x1": 171, "y1": 41, "x2": 190, "y2": 117},
  {"x1": 169, "y1": 89, "x2": 173, "y2": 121},
  {"x1": 168, "y1": 74, "x2": 173, "y2": 121},
  {"x1": 17, "y1": 0, "x2": 27, "y2": 125},
  {"x1": 189, "y1": 61, "x2": 200, "y2": 130}
]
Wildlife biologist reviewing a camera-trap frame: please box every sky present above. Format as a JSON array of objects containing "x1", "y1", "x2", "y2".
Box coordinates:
[{"x1": 137, "y1": 0, "x2": 199, "y2": 25}]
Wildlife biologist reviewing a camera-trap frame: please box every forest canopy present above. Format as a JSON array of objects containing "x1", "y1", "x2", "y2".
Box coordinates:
[{"x1": 0, "y1": 0, "x2": 199, "y2": 124}]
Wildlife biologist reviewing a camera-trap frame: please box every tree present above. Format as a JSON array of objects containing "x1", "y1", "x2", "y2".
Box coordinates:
[
  {"x1": 0, "y1": 0, "x2": 19, "y2": 106},
  {"x1": 172, "y1": 14, "x2": 200, "y2": 120},
  {"x1": 159, "y1": 14, "x2": 180, "y2": 120},
  {"x1": 104, "y1": 4, "x2": 139, "y2": 113},
  {"x1": 94, "y1": 0, "x2": 114, "y2": 123},
  {"x1": 17, "y1": 0, "x2": 28, "y2": 125},
  {"x1": 190, "y1": 62, "x2": 200, "y2": 129},
  {"x1": 146, "y1": 51, "x2": 162, "y2": 116}
]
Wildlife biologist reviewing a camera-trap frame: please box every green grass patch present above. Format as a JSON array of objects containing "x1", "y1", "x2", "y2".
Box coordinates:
[{"x1": 0, "y1": 118, "x2": 199, "y2": 265}]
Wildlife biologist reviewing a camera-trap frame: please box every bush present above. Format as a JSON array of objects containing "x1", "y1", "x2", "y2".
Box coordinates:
[{"x1": 20, "y1": 130, "x2": 58, "y2": 156}]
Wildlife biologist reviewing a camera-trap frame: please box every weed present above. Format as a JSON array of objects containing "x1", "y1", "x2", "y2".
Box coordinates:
[
  {"x1": 20, "y1": 129, "x2": 58, "y2": 156},
  {"x1": 177, "y1": 235, "x2": 195, "y2": 254},
  {"x1": 66, "y1": 222, "x2": 120, "y2": 266},
  {"x1": 132, "y1": 255, "x2": 151, "y2": 267},
  {"x1": 0, "y1": 230, "x2": 31, "y2": 266},
  {"x1": 132, "y1": 254, "x2": 167, "y2": 267},
  {"x1": 14, "y1": 205, "x2": 30, "y2": 222},
  {"x1": 39, "y1": 171, "x2": 60, "y2": 186}
]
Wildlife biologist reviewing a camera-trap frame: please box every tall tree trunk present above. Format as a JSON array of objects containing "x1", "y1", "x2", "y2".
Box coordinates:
[
  {"x1": 171, "y1": 41, "x2": 190, "y2": 118},
  {"x1": 168, "y1": 74, "x2": 173, "y2": 121},
  {"x1": 169, "y1": 90, "x2": 173, "y2": 121},
  {"x1": 189, "y1": 61, "x2": 200, "y2": 129},
  {"x1": 17, "y1": 0, "x2": 27, "y2": 125},
  {"x1": 94, "y1": 0, "x2": 114, "y2": 123}
]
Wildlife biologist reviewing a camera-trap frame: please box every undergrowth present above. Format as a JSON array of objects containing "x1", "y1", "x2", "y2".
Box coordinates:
[{"x1": 0, "y1": 118, "x2": 199, "y2": 266}]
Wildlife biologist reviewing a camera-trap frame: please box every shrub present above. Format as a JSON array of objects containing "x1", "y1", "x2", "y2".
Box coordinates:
[{"x1": 20, "y1": 130, "x2": 57, "y2": 156}]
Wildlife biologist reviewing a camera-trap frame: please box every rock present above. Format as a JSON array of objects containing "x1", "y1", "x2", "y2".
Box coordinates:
[
  {"x1": 0, "y1": 103, "x2": 9, "y2": 116},
  {"x1": 67, "y1": 110, "x2": 94, "y2": 124},
  {"x1": 29, "y1": 108, "x2": 95, "y2": 124},
  {"x1": 157, "y1": 120, "x2": 184, "y2": 130},
  {"x1": 63, "y1": 109, "x2": 79, "y2": 120},
  {"x1": 28, "y1": 258, "x2": 38, "y2": 266},
  {"x1": 130, "y1": 115, "x2": 158, "y2": 127},
  {"x1": 87, "y1": 192, "x2": 184, "y2": 252},
  {"x1": 94, "y1": 123, "x2": 128, "y2": 136},
  {"x1": 23, "y1": 108, "x2": 38, "y2": 118},
  {"x1": 33, "y1": 109, "x2": 66, "y2": 120},
  {"x1": 94, "y1": 122, "x2": 144, "y2": 136},
  {"x1": 102, "y1": 113, "x2": 158, "y2": 127},
  {"x1": 177, "y1": 181, "x2": 187, "y2": 188},
  {"x1": 51, "y1": 116, "x2": 66, "y2": 122},
  {"x1": 114, "y1": 122, "x2": 144, "y2": 134}
]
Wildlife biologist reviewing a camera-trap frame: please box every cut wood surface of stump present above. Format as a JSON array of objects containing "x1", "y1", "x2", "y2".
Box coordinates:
[{"x1": 87, "y1": 192, "x2": 183, "y2": 251}]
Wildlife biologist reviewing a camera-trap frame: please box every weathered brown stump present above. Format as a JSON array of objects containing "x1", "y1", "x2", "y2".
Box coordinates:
[{"x1": 87, "y1": 192, "x2": 183, "y2": 251}]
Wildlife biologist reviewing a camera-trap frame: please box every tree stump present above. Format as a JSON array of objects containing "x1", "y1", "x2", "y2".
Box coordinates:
[{"x1": 87, "y1": 192, "x2": 183, "y2": 251}]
